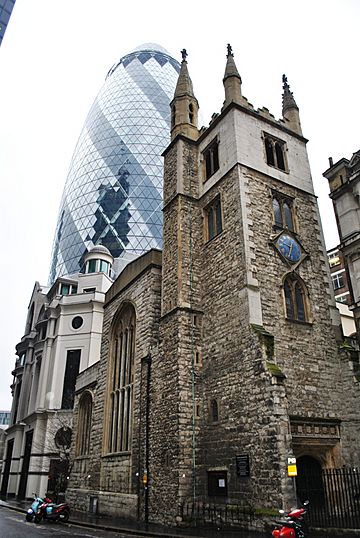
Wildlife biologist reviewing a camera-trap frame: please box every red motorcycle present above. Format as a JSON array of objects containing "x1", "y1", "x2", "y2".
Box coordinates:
[
  {"x1": 34, "y1": 499, "x2": 70, "y2": 523},
  {"x1": 272, "y1": 500, "x2": 309, "y2": 538}
]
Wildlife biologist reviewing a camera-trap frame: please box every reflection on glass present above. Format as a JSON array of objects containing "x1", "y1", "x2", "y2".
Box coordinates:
[{"x1": 49, "y1": 44, "x2": 180, "y2": 284}]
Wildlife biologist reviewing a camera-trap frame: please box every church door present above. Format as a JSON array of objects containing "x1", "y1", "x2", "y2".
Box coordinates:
[{"x1": 296, "y1": 455, "x2": 325, "y2": 507}]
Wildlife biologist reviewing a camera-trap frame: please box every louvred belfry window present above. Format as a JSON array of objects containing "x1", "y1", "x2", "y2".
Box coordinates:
[
  {"x1": 264, "y1": 134, "x2": 287, "y2": 171},
  {"x1": 204, "y1": 139, "x2": 219, "y2": 180}
]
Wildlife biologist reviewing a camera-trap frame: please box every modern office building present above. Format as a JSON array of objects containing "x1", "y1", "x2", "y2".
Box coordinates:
[
  {"x1": 0, "y1": 0, "x2": 16, "y2": 46},
  {"x1": 49, "y1": 43, "x2": 180, "y2": 283},
  {"x1": 0, "y1": 411, "x2": 10, "y2": 426}
]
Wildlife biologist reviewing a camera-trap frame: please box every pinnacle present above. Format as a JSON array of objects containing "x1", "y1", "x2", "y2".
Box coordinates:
[
  {"x1": 282, "y1": 74, "x2": 298, "y2": 113},
  {"x1": 223, "y1": 43, "x2": 242, "y2": 83},
  {"x1": 174, "y1": 49, "x2": 195, "y2": 99}
]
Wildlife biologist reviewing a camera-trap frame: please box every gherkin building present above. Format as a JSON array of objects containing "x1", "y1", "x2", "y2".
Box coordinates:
[{"x1": 49, "y1": 43, "x2": 180, "y2": 283}]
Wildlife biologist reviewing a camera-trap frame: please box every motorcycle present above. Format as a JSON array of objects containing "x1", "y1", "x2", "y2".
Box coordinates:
[
  {"x1": 25, "y1": 493, "x2": 52, "y2": 522},
  {"x1": 34, "y1": 498, "x2": 70, "y2": 523},
  {"x1": 272, "y1": 500, "x2": 309, "y2": 538}
]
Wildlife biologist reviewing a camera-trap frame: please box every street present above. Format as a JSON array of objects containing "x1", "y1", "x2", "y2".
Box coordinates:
[{"x1": 0, "y1": 506, "x2": 145, "y2": 538}]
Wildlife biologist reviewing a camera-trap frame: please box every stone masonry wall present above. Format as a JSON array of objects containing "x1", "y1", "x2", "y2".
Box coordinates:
[{"x1": 68, "y1": 255, "x2": 162, "y2": 517}]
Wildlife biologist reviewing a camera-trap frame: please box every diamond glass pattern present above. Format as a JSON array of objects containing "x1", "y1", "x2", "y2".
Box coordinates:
[{"x1": 49, "y1": 44, "x2": 180, "y2": 283}]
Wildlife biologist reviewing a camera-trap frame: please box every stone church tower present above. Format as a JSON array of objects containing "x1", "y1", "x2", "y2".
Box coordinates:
[
  {"x1": 149, "y1": 46, "x2": 360, "y2": 521},
  {"x1": 66, "y1": 46, "x2": 360, "y2": 527}
]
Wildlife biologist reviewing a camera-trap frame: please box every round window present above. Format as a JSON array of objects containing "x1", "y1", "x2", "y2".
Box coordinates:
[
  {"x1": 72, "y1": 316, "x2": 83, "y2": 329},
  {"x1": 55, "y1": 427, "x2": 72, "y2": 449}
]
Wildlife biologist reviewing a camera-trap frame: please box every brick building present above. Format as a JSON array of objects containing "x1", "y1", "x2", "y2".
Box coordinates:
[{"x1": 67, "y1": 47, "x2": 360, "y2": 525}]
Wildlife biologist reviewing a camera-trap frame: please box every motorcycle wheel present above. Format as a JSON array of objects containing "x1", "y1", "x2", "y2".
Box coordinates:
[
  {"x1": 25, "y1": 514, "x2": 33, "y2": 522},
  {"x1": 34, "y1": 514, "x2": 42, "y2": 524},
  {"x1": 59, "y1": 510, "x2": 69, "y2": 523}
]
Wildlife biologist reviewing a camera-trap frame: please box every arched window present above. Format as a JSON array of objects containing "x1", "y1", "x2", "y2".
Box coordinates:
[
  {"x1": 76, "y1": 392, "x2": 92, "y2": 456},
  {"x1": 210, "y1": 399, "x2": 219, "y2": 422},
  {"x1": 272, "y1": 198, "x2": 282, "y2": 228},
  {"x1": 283, "y1": 201, "x2": 293, "y2": 230},
  {"x1": 275, "y1": 141, "x2": 285, "y2": 170},
  {"x1": 272, "y1": 192, "x2": 294, "y2": 231},
  {"x1": 264, "y1": 134, "x2": 287, "y2": 171},
  {"x1": 108, "y1": 304, "x2": 136, "y2": 453},
  {"x1": 283, "y1": 274, "x2": 308, "y2": 322},
  {"x1": 265, "y1": 138, "x2": 275, "y2": 166}
]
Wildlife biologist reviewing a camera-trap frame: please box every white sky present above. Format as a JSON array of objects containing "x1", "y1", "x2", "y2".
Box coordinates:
[{"x1": 0, "y1": 0, "x2": 358, "y2": 409}]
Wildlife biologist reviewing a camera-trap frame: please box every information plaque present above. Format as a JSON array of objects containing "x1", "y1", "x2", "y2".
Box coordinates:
[{"x1": 236, "y1": 454, "x2": 250, "y2": 477}]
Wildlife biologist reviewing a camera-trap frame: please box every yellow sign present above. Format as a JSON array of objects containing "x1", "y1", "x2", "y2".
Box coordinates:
[{"x1": 288, "y1": 464, "x2": 298, "y2": 477}]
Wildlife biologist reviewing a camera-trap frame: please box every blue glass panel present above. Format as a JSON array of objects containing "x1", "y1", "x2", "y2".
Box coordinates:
[{"x1": 49, "y1": 44, "x2": 180, "y2": 283}]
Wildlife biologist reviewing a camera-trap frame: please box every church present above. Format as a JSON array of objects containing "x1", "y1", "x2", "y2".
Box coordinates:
[{"x1": 66, "y1": 46, "x2": 360, "y2": 525}]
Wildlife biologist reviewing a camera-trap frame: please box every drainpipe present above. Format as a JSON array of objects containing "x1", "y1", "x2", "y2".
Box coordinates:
[{"x1": 142, "y1": 353, "x2": 151, "y2": 529}]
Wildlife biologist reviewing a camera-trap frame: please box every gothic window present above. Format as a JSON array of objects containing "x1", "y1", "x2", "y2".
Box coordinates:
[
  {"x1": 61, "y1": 350, "x2": 81, "y2": 409},
  {"x1": 108, "y1": 304, "x2": 135, "y2": 453},
  {"x1": 264, "y1": 134, "x2": 287, "y2": 171},
  {"x1": 204, "y1": 138, "x2": 219, "y2": 180},
  {"x1": 283, "y1": 274, "x2": 308, "y2": 322},
  {"x1": 272, "y1": 192, "x2": 294, "y2": 231},
  {"x1": 205, "y1": 196, "x2": 223, "y2": 241},
  {"x1": 210, "y1": 399, "x2": 219, "y2": 422},
  {"x1": 76, "y1": 392, "x2": 92, "y2": 456}
]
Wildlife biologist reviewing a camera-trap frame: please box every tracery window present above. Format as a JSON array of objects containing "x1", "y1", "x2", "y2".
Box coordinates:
[
  {"x1": 108, "y1": 304, "x2": 135, "y2": 453},
  {"x1": 76, "y1": 392, "x2": 92, "y2": 456},
  {"x1": 210, "y1": 399, "x2": 219, "y2": 422},
  {"x1": 204, "y1": 138, "x2": 219, "y2": 180},
  {"x1": 205, "y1": 196, "x2": 223, "y2": 241},
  {"x1": 264, "y1": 134, "x2": 287, "y2": 171},
  {"x1": 272, "y1": 193, "x2": 294, "y2": 231},
  {"x1": 284, "y1": 274, "x2": 308, "y2": 322}
]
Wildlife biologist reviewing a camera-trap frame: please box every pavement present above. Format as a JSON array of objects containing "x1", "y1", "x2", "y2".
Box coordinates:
[
  {"x1": 0, "y1": 498, "x2": 265, "y2": 538},
  {"x1": 1, "y1": 498, "x2": 360, "y2": 538}
]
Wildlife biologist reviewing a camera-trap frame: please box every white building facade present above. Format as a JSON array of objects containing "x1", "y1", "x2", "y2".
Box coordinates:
[{"x1": 1, "y1": 246, "x2": 113, "y2": 499}]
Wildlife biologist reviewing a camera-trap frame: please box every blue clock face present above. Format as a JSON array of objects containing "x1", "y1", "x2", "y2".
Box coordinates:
[{"x1": 275, "y1": 233, "x2": 301, "y2": 263}]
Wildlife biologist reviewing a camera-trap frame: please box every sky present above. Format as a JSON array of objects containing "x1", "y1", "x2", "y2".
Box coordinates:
[{"x1": 0, "y1": 0, "x2": 358, "y2": 409}]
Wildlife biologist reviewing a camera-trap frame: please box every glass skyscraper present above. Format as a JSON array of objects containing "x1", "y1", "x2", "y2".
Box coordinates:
[
  {"x1": 0, "y1": 0, "x2": 16, "y2": 46},
  {"x1": 49, "y1": 43, "x2": 180, "y2": 283}
]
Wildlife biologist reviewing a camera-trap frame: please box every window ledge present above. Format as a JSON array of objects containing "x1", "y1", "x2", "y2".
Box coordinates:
[
  {"x1": 267, "y1": 163, "x2": 289, "y2": 174},
  {"x1": 204, "y1": 231, "x2": 223, "y2": 245},
  {"x1": 285, "y1": 318, "x2": 313, "y2": 327},
  {"x1": 102, "y1": 451, "x2": 131, "y2": 459}
]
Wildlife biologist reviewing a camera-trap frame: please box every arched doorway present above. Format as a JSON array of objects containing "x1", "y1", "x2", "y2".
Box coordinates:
[{"x1": 296, "y1": 455, "x2": 325, "y2": 507}]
